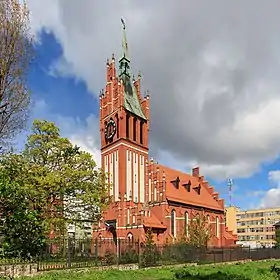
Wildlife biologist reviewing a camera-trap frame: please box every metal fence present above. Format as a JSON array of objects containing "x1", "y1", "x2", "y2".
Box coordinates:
[{"x1": 2, "y1": 238, "x2": 280, "y2": 271}]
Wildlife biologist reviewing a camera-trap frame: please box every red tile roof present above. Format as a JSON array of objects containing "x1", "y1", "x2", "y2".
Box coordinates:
[
  {"x1": 143, "y1": 213, "x2": 166, "y2": 229},
  {"x1": 155, "y1": 164, "x2": 224, "y2": 211}
]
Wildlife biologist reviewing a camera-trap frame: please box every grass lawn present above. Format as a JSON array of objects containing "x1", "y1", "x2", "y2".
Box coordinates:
[{"x1": 21, "y1": 260, "x2": 280, "y2": 280}]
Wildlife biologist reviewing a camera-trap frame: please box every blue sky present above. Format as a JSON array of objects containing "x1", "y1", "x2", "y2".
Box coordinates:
[
  {"x1": 16, "y1": 30, "x2": 278, "y2": 211},
  {"x1": 18, "y1": 0, "x2": 280, "y2": 211}
]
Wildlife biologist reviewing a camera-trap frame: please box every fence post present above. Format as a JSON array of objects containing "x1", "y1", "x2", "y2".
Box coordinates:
[
  {"x1": 138, "y1": 240, "x2": 141, "y2": 267},
  {"x1": 117, "y1": 238, "x2": 120, "y2": 265},
  {"x1": 249, "y1": 246, "x2": 251, "y2": 260},
  {"x1": 213, "y1": 247, "x2": 216, "y2": 263},
  {"x1": 67, "y1": 238, "x2": 71, "y2": 269},
  {"x1": 94, "y1": 238, "x2": 98, "y2": 265}
]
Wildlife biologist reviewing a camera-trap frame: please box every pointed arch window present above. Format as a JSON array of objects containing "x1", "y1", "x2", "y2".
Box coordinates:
[
  {"x1": 126, "y1": 114, "x2": 130, "y2": 138},
  {"x1": 216, "y1": 216, "x2": 220, "y2": 238},
  {"x1": 127, "y1": 232, "x2": 133, "y2": 243},
  {"x1": 140, "y1": 121, "x2": 144, "y2": 144},
  {"x1": 184, "y1": 211, "x2": 189, "y2": 236},
  {"x1": 154, "y1": 186, "x2": 158, "y2": 201},
  {"x1": 171, "y1": 209, "x2": 176, "y2": 237},
  {"x1": 133, "y1": 117, "x2": 137, "y2": 141},
  {"x1": 127, "y1": 208, "x2": 130, "y2": 225}
]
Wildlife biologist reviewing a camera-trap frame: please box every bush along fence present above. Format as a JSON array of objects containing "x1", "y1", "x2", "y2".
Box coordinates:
[{"x1": 2, "y1": 238, "x2": 280, "y2": 271}]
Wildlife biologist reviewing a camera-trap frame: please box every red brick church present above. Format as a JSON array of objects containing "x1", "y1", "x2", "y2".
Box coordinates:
[{"x1": 92, "y1": 20, "x2": 237, "y2": 247}]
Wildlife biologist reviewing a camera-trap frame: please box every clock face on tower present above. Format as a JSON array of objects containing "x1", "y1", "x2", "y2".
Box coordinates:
[{"x1": 105, "y1": 119, "x2": 116, "y2": 140}]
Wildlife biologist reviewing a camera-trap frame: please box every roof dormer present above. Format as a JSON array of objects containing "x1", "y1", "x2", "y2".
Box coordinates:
[
  {"x1": 193, "y1": 184, "x2": 201, "y2": 195},
  {"x1": 170, "y1": 176, "x2": 180, "y2": 189},
  {"x1": 182, "y1": 180, "x2": 191, "y2": 192}
]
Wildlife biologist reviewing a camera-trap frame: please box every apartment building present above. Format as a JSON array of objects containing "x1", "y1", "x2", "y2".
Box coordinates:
[{"x1": 225, "y1": 206, "x2": 280, "y2": 248}]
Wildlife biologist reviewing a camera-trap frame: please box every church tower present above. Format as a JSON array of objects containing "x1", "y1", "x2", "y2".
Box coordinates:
[{"x1": 100, "y1": 19, "x2": 150, "y2": 205}]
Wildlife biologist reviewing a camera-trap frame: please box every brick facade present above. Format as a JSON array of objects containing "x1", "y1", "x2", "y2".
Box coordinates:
[{"x1": 93, "y1": 22, "x2": 237, "y2": 247}]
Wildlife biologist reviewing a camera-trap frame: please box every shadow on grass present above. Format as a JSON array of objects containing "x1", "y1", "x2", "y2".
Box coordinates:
[{"x1": 174, "y1": 270, "x2": 251, "y2": 280}]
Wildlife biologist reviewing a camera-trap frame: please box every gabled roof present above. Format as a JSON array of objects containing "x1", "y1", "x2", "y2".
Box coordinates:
[
  {"x1": 143, "y1": 213, "x2": 166, "y2": 229},
  {"x1": 156, "y1": 164, "x2": 224, "y2": 211}
]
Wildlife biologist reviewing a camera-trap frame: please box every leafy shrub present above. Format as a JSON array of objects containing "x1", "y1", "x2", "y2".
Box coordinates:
[
  {"x1": 103, "y1": 250, "x2": 117, "y2": 265},
  {"x1": 119, "y1": 248, "x2": 138, "y2": 264}
]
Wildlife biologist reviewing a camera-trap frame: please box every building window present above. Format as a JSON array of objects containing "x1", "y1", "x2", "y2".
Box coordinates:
[
  {"x1": 133, "y1": 118, "x2": 137, "y2": 141},
  {"x1": 127, "y1": 208, "x2": 130, "y2": 225},
  {"x1": 126, "y1": 114, "x2": 130, "y2": 138},
  {"x1": 140, "y1": 121, "x2": 143, "y2": 144},
  {"x1": 171, "y1": 209, "x2": 176, "y2": 237},
  {"x1": 216, "y1": 216, "x2": 220, "y2": 238},
  {"x1": 185, "y1": 211, "x2": 189, "y2": 236},
  {"x1": 127, "y1": 232, "x2": 133, "y2": 243}
]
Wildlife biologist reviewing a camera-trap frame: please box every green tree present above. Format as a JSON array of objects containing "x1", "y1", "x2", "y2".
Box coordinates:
[
  {"x1": 187, "y1": 214, "x2": 212, "y2": 247},
  {"x1": 0, "y1": 119, "x2": 108, "y2": 256},
  {"x1": 275, "y1": 226, "x2": 280, "y2": 248},
  {"x1": 0, "y1": 172, "x2": 46, "y2": 259},
  {"x1": 141, "y1": 228, "x2": 158, "y2": 267},
  {"x1": 23, "y1": 120, "x2": 108, "y2": 234}
]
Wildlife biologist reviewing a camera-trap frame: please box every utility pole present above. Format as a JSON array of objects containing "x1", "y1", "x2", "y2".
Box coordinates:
[{"x1": 228, "y1": 178, "x2": 234, "y2": 207}]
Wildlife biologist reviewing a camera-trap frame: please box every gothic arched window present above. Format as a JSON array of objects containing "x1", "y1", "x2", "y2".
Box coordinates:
[
  {"x1": 127, "y1": 232, "x2": 133, "y2": 243},
  {"x1": 216, "y1": 216, "x2": 220, "y2": 238},
  {"x1": 171, "y1": 209, "x2": 176, "y2": 237},
  {"x1": 184, "y1": 211, "x2": 189, "y2": 236}
]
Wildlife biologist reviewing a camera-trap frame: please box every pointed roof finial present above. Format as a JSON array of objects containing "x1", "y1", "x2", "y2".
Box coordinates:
[
  {"x1": 120, "y1": 18, "x2": 129, "y2": 60},
  {"x1": 121, "y1": 18, "x2": 126, "y2": 30}
]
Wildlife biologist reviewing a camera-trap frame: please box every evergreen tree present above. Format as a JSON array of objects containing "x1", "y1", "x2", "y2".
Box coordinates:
[{"x1": 141, "y1": 228, "x2": 158, "y2": 267}]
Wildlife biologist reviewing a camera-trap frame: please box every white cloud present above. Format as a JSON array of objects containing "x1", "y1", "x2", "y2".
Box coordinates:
[
  {"x1": 259, "y1": 170, "x2": 280, "y2": 208},
  {"x1": 25, "y1": 0, "x2": 280, "y2": 180},
  {"x1": 27, "y1": 99, "x2": 101, "y2": 166}
]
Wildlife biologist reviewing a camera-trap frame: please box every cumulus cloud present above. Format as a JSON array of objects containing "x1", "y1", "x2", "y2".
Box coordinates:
[
  {"x1": 27, "y1": 99, "x2": 101, "y2": 166},
  {"x1": 260, "y1": 171, "x2": 280, "y2": 208},
  {"x1": 25, "y1": 0, "x2": 280, "y2": 179}
]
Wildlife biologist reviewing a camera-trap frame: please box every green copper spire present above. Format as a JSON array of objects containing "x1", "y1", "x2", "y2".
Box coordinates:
[
  {"x1": 119, "y1": 18, "x2": 130, "y2": 77},
  {"x1": 119, "y1": 19, "x2": 146, "y2": 120},
  {"x1": 121, "y1": 18, "x2": 129, "y2": 60}
]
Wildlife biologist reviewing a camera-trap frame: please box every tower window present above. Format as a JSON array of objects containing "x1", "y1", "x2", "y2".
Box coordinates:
[
  {"x1": 140, "y1": 121, "x2": 143, "y2": 144},
  {"x1": 104, "y1": 121, "x2": 108, "y2": 143},
  {"x1": 133, "y1": 118, "x2": 137, "y2": 141},
  {"x1": 126, "y1": 114, "x2": 130, "y2": 138}
]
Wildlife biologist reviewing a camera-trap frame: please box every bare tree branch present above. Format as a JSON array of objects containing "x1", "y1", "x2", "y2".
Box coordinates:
[{"x1": 0, "y1": 0, "x2": 33, "y2": 150}]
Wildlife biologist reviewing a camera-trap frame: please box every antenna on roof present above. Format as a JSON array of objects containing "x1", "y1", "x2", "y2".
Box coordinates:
[{"x1": 228, "y1": 178, "x2": 234, "y2": 207}]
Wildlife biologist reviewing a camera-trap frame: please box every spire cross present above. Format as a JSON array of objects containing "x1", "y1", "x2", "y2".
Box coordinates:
[
  {"x1": 119, "y1": 18, "x2": 130, "y2": 76},
  {"x1": 121, "y1": 18, "x2": 126, "y2": 30}
]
